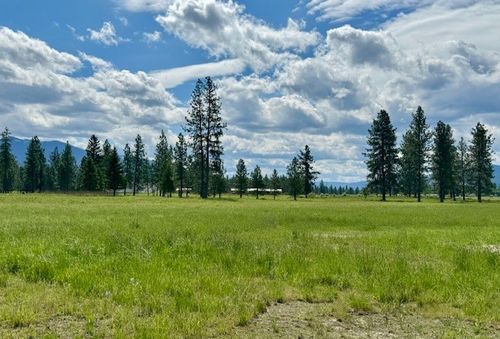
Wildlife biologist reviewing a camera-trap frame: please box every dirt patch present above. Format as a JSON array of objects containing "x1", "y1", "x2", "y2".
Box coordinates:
[
  {"x1": 233, "y1": 302, "x2": 499, "y2": 338},
  {"x1": 0, "y1": 315, "x2": 112, "y2": 338}
]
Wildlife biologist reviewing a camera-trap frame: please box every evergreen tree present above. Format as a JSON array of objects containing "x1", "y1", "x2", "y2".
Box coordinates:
[
  {"x1": 184, "y1": 79, "x2": 206, "y2": 198},
  {"x1": 154, "y1": 130, "x2": 171, "y2": 196},
  {"x1": 204, "y1": 77, "x2": 226, "y2": 199},
  {"x1": 80, "y1": 135, "x2": 102, "y2": 191},
  {"x1": 174, "y1": 133, "x2": 188, "y2": 198},
  {"x1": 469, "y1": 123, "x2": 494, "y2": 202},
  {"x1": 123, "y1": 143, "x2": 133, "y2": 196},
  {"x1": 319, "y1": 180, "x2": 326, "y2": 194},
  {"x1": 58, "y1": 142, "x2": 76, "y2": 191},
  {"x1": 270, "y1": 169, "x2": 280, "y2": 200},
  {"x1": 365, "y1": 110, "x2": 398, "y2": 201},
  {"x1": 287, "y1": 156, "x2": 302, "y2": 201},
  {"x1": 457, "y1": 137, "x2": 468, "y2": 201},
  {"x1": 80, "y1": 156, "x2": 98, "y2": 191},
  {"x1": 409, "y1": 106, "x2": 431, "y2": 202},
  {"x1": 142, "y1": 159, "x2": 153, "y2": 195},
  {"x1": 101, "y1": 139, "x2": 112, "y2": 189},
  {"x1": 46, "y1": 148, "x2": 60, "y2": 191},
  {"x1": 132, "y1": 134, "x2": 146, "y2": 196},
  {"x1": 160, "y1": 161, "x2": 175, "y2": 197},
  {"x1": 23, "y1": 136, "x2": 45, "y2": 193},
  {"x1": 0, "y1": 128, "x2": 16, "y2": 193},
  {"x1": 432, "y1": 121, "x2": 455, "y2": 202},
  {"x1": 251, "y1": 165, "x2": 264, "y2": 199},
  {"x1": 107, "y1": 147, "x2": 123, "y2": 196},
  {"x1": 298, "y1": 145, "x2": 319, "y2": 197},
  {"x1": 399, "y1": 130, "x2": 416, "y2": 197},
  {"x1": 235, "y1": 159, "x2": 247, "y2": 198}
]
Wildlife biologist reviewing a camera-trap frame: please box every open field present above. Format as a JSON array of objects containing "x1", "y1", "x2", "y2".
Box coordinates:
[{"x1": 0, "y1": 194, "x2": 499, "y2": 337}]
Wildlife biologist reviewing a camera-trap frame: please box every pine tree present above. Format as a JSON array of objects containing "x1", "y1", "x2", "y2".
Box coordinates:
[
  {"x1": 154, "y1": 130, "x2": 170, "y2": 196},
  {"x1": 432, "y1": 121, "x2": 455, "y2": 203},
  {"x1": 204, "y1": 77, "x2": 226, "y2": 199},
  {"x1": 457, "y1": 137, "x2": 468, "y2": 201},
  {"x1": 185, "y1": 79, "x2": 206, "y2": 198},
  {"x1": 101, "y1": 139, "x2": 112, "y2": 189},
  {"x1": 365, "y1": 110, "x2": 398, "y2": 201},
  {"x1": 298, "y1": 145, "x2": 319, "y2": 197},
  {"x1": 46, "y1": 148, "x2": 60, "y2": 191},
  {"x1": 399, "y1": 130, "x2": 416, "y2": 197},
  {"x1": 24, "y1": 136, "x2": 45, "y2": 193},
  {"x1": 235, "y1": 159, "x2": 247, "y2": 198},
  {"x1": 409, "y1": 106, "x2": 431, "y2": 202},
  {"x1": 251, "y1": 165, "x2": 264, "y2": 199},
  {"x1": 123, "y1": 143, "x2": 133, "y2": 196},
  {"x1": 210, "y1": 145, "x2": 224, "y2": 198},
  {"x1": 132, "y1": 134, "x2": 146, "y2": 196},
  {"x1": 160, "y1": 161, "x2": 174, "y2": 197},
  {"x1": 80, "y1": 135, "x2": 102, "y2": 191},
  {"x1": 270, "y1": 169, "x2": 280, "y2": 200},
  {"x1": 469, "y1": 123, "x2": 494, "y2": 202},
  {"x1": 0, "y1": 128, "x2": 16, "y2": 193},
  {"x1": 287, "y1": 157, "x2": 302, "y2": 201},
  {"x1": 107, "y1": 147, "x2": 123, "y2": 196},
  {"x1": 80, "y1": 156, "x2": 98, "y2": 191},
  {"x1": 58, "y1": 142, "x2": 76, "y2": 191},
  {"x1": 173, "y1": 134, "x2": 188, "y2": 198}
]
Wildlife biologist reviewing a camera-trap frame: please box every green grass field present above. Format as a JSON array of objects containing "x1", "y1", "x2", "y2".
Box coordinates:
[{"x1": 0, "y1": 194, "x2": 499, "y2": 337}]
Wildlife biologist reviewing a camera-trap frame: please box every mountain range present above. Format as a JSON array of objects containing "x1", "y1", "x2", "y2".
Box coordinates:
[{"x1": 10, "y1": 137, "x2": 85, "y2": 164}]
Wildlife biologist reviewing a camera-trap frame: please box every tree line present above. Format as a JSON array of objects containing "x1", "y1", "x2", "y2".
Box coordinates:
[
  {"x1": 365, "y1": 107, "x2": 495, "y2": 202},
  {"x1": 0, "y1": 77, "x2": 321, "y2": 199}
]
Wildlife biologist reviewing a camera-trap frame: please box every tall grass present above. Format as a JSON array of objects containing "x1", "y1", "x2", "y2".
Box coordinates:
[{"x1": 0, "y1": 194, "x2": 498, "y2": 336}]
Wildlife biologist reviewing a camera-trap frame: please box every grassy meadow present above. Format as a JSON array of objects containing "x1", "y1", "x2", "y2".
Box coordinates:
[{"x1": 0, "y1": 194, "x2": 499, "y2": 337}]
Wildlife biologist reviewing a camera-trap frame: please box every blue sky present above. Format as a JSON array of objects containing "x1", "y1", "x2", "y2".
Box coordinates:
[{"x1": 0, "y1": 0, "x2": 499, "y2": 181}]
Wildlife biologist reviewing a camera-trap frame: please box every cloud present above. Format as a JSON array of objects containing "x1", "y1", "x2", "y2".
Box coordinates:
[
  {"x1": 87, "y1": 22, "x2": 127, "y2": 46},
  {"x1": 0, "y1": 27, "x2": 81, "y2": 74},
  {"x1": 0, "y1": 27, "x2": 183, "y2": 154},
  {"x1": 67, "y1": 25, "x2": 86, "y2": 41},
  {"x1": 306, "y1": 0, "x2": 435, "y2": 21},
  {"x1": 79, "y1": 52, "x2": 113, "y2": 71},
  {"x1": 117, "y1": 0, "x2": 173, "y2": 12},
  {"x1": 150, "y1": 58, "x2": 245, "y2": 88},
  {"x1": 143, "y1": 30, "x2": 162, "y2": 43},
  {"x1": 155, "y1": 0, "x2": 320, "y2": 71}
]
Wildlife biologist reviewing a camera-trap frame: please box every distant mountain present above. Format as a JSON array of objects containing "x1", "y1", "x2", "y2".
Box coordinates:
[
  {"x1": 10, "y1": 137, "x2": 85, "y2": 164},
  {"x1": 494, "y1": 165, "x2": 500, "y2": 186}
]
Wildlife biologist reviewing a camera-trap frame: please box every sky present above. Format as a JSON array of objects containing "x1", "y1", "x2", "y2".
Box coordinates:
[{"x1": 0, "y1": 0, "x2": 499, "y2": 182}]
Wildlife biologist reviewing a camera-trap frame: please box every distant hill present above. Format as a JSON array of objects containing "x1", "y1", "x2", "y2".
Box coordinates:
[{"x1": 10, "y1": 137, "x2": 85, "y2": 164}]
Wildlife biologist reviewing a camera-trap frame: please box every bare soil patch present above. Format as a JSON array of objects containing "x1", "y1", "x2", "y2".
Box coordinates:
[{"x1": 233, "y1": 302, "x2": 499, "y2": 338}]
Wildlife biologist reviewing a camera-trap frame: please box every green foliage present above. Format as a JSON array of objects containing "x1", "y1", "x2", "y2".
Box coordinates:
[
  {"x1": 250, "y1": 165, "x2": 264, "y2": 199},
  {"x1": 107, "y1": 147, "x2": 124, "y2": 196},
  {"x1": 174, "y1": 133, "x2": 188, "y2": 197},
  {"x1": 23, "y1": 136, "x2": 45, "y2": 193},
  {"x1": 469, "y1": 123, "x2": 494, "y2": 202},
  {"x1": 287, "y1": 157, "x2": 302, "y2": 200},
  {"x1": 365, "y1": 110, "x2": 398, "y2": 201},
  {"x1": 432, "y1": 121, "x2": 455, "y2": 202},
  {"x1": 0, "y1": 128, "x2": 17, "y2": 192},
  {"x1": 298, "y1": 145, "x2": 319, "y2": 197},
  {"x1": 235, "y1": 159, "x2": 248, "y2": 198},
  {"x1": 132, "y1": 134, "x2": 146, "y2": 196}
]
